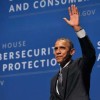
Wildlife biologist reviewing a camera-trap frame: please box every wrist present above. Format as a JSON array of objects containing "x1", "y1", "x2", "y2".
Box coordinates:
[{"x1": 73, "y1": 25, "x2": 82, "y2": 32}]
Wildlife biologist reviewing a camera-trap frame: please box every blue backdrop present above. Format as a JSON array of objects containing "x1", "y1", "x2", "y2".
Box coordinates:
[{"x1": 0, "y1": 0, "x2": 100, "y2": 100}]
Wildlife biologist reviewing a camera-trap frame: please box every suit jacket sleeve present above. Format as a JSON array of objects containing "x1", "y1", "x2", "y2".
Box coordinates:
[{"x1": 78, "y1": 35, "x2": 96, "y2": 71}]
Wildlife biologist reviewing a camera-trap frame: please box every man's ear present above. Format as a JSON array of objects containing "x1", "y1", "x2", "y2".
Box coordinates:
[{"x1": 70, "y1": 48, "x2": 75, "y2": 56}]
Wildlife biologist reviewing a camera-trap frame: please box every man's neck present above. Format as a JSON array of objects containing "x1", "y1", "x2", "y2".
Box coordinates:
[{"x1": 60, "y1": 59, "x2": 71, "y2": 68}]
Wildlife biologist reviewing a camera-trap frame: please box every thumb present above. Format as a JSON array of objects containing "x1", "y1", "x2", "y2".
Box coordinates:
[{"x1": 63, "y1": 18, "x2": 70, "y2": 25}]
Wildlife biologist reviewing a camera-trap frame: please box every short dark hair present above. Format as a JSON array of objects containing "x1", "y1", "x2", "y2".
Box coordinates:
[{"x1": 56, "y1": 37, "x2": 74, "y2": 50}]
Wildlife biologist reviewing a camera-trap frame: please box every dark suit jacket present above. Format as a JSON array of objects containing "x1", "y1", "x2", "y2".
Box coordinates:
[{"x1": 50, "y1": 36, "x2": 96, "y2": 100}]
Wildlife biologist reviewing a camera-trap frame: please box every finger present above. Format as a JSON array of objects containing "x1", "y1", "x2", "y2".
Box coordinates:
[
  {"x1": 75, "y1": 6, "x2": 79, "y2": 14},
  {"x1": 68, "y1": 7, "x2": 72, "y2": 16},
  {"x1": 63, "y1": 18, "x2": 70, "y2": 25},
  {"x1": 71, "y1": 4, "x2": 75, "y2": 15},
  {"x1": 73, "y1": 5, "x2": 76, "y2": 14},
  {"x1": 72, "y1": 5, "x2": 78, "y2": 14}
]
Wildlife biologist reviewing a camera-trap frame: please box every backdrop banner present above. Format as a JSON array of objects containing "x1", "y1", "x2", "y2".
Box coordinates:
[{"x1": 0, "y1": 0, "x2": 100, "y2": 100}]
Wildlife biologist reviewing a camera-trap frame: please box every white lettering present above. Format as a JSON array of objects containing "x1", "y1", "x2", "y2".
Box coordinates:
[
  {"x1": 22, "y1": 61, "x2": 27, "y2": 69},
  {"x1": 27, "y1": 50, "x2": 33, "y2": 57},
  {"x1": 22, "y1": 50, "x2": 26, "y2": 58},
  {"x1": 78, "y1": 0, "x2": 82, "y2": 2},
  {"x1": 34, "y1": 60, "x2": 39, "y2": 68},
  {"x1": 0, "y1": 54, "x2": 2, "y2": 60},
  {"x1": 2, "y1": 58, "x2": 57, "y2": 71},
  {"x1": 16, "y1": 51, "x2": 20, "y2": 59},
  {"x1": 48, "y1": 0, "x2": 53, "y2": 6},
  {"x1": 3, "y1": 64, "x2": 7, "y2": 71},
  {"x1": 14, "y1": 63, "x2": 21, "y2": 70},
  {"x1": 97, "y1": 53, "x2": 100, "y2": 61},
  {"x1": 0, "y1": 47, "x2": 54, "y2": 61},
  {"x1": 9, "y1": 5, "x2": 15, "y2": 12},
  {"x1": 0, "y1": 80, "x2": 4, "y2": 86},
  {"x1": 40, "y1": 59, "x2": 46, "y2": 67},
  {"x1": 9, "y1": 3, "x2": 29, "y2": 13},
  {"x1": 97, "y1": 41, "x2": 100, "y2": 49},
  {"x1": 23, "y1": 3, "x2": 29, "y2": 10},
  {"x1": 28, "y1": 61, "x2": 33, "y2": 69},
  {"x1": 61, "y1": 0, "x2": 67, "y2": 4},
  {"x1": 40, "y1": 0, "x2": 46, "y2": 8},
  {"x1": 80, "y1": 9, "x2": 96, "y2": 16},
  {"x1": 55, "y1": 0, "x2": 60, "y2": 5},
  {"x1": 2, "y1": 41, "x2": 26, "y2": 49},
  {"x1": 68, "y1": 0, "x2": 76, "y2": 3},
  {"x1": 34, "y1": 49, "x2": 39, "y2": 57},
  {"x1": 41, "y1": 48, "x2": 46, "y2": 55},
  {"x1": 33, "y1": 1, "x2": 39, "y2": 9},
  {"x1": 9, "y1": 63, "x2": 13, "y2": 71},
  {"x1": 51, "y1": 58, "x2": 57, "y2": 66},
  {"x1": 4, "y1": 53, "x2": 8, "y2": 60},
  {"x1": 9, "y1": 52, "x2": 14, "y2": 59}
]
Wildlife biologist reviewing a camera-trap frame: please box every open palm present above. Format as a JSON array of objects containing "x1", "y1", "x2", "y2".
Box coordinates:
[{"x1": 63, "y1": 5, "x2": 79, "y2": 27}]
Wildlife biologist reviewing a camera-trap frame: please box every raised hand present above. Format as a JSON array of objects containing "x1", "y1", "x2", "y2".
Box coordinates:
[{"x1": 63, "y1": 5, "x2": 81, "y2": 31}]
